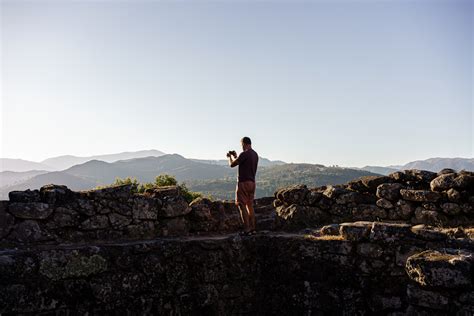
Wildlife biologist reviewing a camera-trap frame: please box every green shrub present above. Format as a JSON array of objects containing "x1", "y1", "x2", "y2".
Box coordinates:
[
  {"x1": 154, "y1": 174, "x2": 178, "y2": 187},
  {"x1": 178, "y1": 182, "x2": 202, "y2": 203},
  {"x1": 101, "y1": 174, "x2": 202, "y2": 203}
]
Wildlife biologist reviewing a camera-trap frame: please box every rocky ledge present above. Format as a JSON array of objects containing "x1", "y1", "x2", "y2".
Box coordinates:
[
  {"x1": 1, "y1": 223, "x2": 473, "y2": 315},
  {"x1": 274, "y1": 168, "x2": 474, "y2": 229},
  {"x1": 1, "y1": 168, "x2": 473, "y2": 315}
]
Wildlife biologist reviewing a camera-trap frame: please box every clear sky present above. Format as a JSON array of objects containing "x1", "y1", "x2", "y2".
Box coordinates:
[{"x1": 1, "y1": 0, "x2": 472, "y2": 167}]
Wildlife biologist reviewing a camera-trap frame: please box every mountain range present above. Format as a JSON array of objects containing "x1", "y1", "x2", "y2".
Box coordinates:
[
  {"x1": 0, "y1": 150, "x2": 472, "y2": 200},
  {"x1": 360, "y1": 157, "x2": 474, "y2": 175},
  {"x1": 0, "y1": 149, "x2": 166, "y2": 172}
]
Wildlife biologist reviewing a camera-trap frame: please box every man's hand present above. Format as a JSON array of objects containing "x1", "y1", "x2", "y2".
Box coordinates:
[{"x1": 228, "y1": 152, "x2": 239, "y2": 168}]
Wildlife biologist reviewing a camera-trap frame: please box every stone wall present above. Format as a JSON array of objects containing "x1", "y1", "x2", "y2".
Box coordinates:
[
  {"x1": 1, "y1": 222, "x2": 473, "y2": 314},
  {"x1": 1, "y1": 169, "x2": 474, "y2": 314},
  {"x1": 0, "y1": 184, "x2": 274, "y2": 247},
  {"x1": 273, "y1": 169, "x2": 474, "y2": 230}
]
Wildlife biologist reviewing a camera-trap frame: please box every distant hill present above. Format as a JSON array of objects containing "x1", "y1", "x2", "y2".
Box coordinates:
[
  {"x1": 191, "y1": 157, "x2": 285, "y2": 167},
  {"x1": 0, "y1": 159, "x2": 57, "y2": 172},
  {"x1": 40, "y1": 149, "x2": 165, "y2": 170},
  {"x1": 0, "y1": 171, "x2": 97, "y2": 200},
  {"x1": 0, "y1": 154, "x2": 234, "y2": 199},
  {"x1": 360, "y1": 158, "x2": 474, "y2": 175},
  {"x1": 188, "y1": 163, "x2": 381, "y2": 200},
  {"x1": 64, "y1": 154, "x2": 234, "y2": 184},
  {"x1": 360, "y1": 166, "x2": 399, "y2": 176},
  {"x1": 0, "y1": 170, "x2": 50, "y2": 187},
  {"x1": 396, "y1": 157, "x2": 474, "y2": 172},
  {"x1": 2, "y1": 153, "x2": 472, "y2": 201}
]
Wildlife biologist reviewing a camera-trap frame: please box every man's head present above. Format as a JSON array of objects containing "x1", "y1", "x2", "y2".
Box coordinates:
[{"x1": 241, "y1": 137, "x2": 252, "y2": 151}]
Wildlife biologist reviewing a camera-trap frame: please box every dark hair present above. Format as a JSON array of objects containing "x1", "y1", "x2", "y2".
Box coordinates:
[{"x1": 241, "y1": 137, "x2": 251, "y2": 145}]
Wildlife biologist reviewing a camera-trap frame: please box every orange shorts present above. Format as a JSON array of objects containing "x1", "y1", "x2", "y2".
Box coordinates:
[{"x1": 235, "y1": 181, "x2": 256, "y2": 206}]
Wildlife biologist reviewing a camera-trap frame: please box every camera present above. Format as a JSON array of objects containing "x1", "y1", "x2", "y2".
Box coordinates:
[{"x1": 226, "y1": 150, "x2": 237, "y2": 158}]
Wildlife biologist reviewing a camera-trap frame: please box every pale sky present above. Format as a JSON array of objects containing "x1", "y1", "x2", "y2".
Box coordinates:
[{"x1": 1, "y1": 0, "x2": 472, "y2": 167}]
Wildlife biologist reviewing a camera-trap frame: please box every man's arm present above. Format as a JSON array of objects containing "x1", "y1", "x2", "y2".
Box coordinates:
[{"x1": 228, "y1": 155, "x2": 239, "y2": 168}]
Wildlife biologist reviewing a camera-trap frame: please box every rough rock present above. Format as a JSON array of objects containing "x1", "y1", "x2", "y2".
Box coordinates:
[
  {"x1": 352, "y1": 205, "x2": 387, "y2": 220},
  {"x1": 413, "y1": 208, "x2": 447, "y2": 226},
  {"x1": 320, "y1": 224, "x2": 340, "y2": 236},
  {"x1": 108, "y1": 213, "x2": 132, "y2": 228},
  {"x1": 404, "y1": 169, "x2": 437, "y2": 182},
  {"x1": 159, "y1": 198, "x2": 190, "y2": 218},
  {"x1": 406, "y1": 249, "x2": 473, "y2": 288},
  {"x1": 8, "y1": 202, "x2": 53, "y2": 219},
  {"x1": 8, "y1": 189, "x2": 40, "y2": 203},
  {"x1": 388, "y1": 171, "x2": 406, "y2": 182},
  {"x1": 87, "y1": 184, "x2": 133, "y2": 200},
  {"x1": 406, "y1": 284, "x2": 450, "y2": 310},
  {"x1": 339, "y1": 221, "x2": 372, "y2": 241},
  {"x1": 370, "y1": 222, "x2": 412, "y2": 242},
  {"x1": 346, "y1": 179, "x2": 369, "y2": 193},
  {"x1": 376, "y1": 183, "x2": 403, "y2": 201},
  {"x1": 430, "y1": 173, "x2": 456, "y2": 192},
  {"x1": 40, "y1": 184, "x2": 75, "y2": 204},
  {"x1": 438, "y1": 168, "x2": 456, "y2": 175},
  {"x1": 360, "y1": 176, "x2": 392, "y2": 191},
  {"x1": 46, "y1": 207, "x2": 81, "y2": 228},
  {"x1": 80, "y1": 215, "x2": 109, "y2": 230},
  {"x1": 446, "y1": 188, "x2": 461, "y2": 202},
  {"x1": 39, "y1": 250, "x2": 108, "y2": 281},
  {"x1": 132, "y1": 196, "x2": 161, "y2": 220},
  {"x1": 410, "y1": 225, "x2": 447, "y2": 241},
  {"x1": 275, "y1": 185, "x2": 308, "y2": 205},
  {"x1": 0, "y1": 201, "x2": 14, "y2": 239},
  {"x1": 391, "y1": 200, "x2": 415, "y2": 220},
  {"x1": 440, "y1": 202, "x2": 461, "y2": 215},
  {"x1": 8, "y1": 220, "x2": 54, "y2": 243},
  {"x1": 376, "y1": 198, "x2": 394, "y2": 209},
  {"x1": 399, "y1": 189, "x2": 441, "y2": 202},
  {"x1": 276, "y1": 204, "x2": 328, "y2": 229},
  {"x1": 453, "y1": 174, "x2": 474, "y2": 190}
]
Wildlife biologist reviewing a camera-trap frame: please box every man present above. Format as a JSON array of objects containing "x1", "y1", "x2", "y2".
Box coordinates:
[{"x1": 227, "y1": 137, "x2": 259, "y2": 236}]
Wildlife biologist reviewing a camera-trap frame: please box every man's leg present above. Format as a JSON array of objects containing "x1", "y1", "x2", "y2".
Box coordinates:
[
  {"x1": 237, "y1": 203, "x2": 250, "y2": 232},
  {"x1": 245, "y1": 203, "x2": 256, "y2": 231}
]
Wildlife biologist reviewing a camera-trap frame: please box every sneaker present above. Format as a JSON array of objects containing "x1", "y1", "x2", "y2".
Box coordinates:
[{"x1": 250, "y1": 230, "x2": 257, "y2": 235}]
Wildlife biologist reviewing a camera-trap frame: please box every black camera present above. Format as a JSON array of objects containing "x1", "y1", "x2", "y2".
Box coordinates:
[{"x1": 226, "y1": 150, "x2": 237, "y2": 158}]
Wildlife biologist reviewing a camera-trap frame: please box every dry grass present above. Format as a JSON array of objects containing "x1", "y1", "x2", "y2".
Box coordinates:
[{"x1": 303, "y1": 234, "x2": 344, "y2": 241}]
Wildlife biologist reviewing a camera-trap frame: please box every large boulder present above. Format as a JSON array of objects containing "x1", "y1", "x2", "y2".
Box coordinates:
[
  {"x1": 40, "y1": 185, "x2": 75, "y2": 204},
  {"x1": 86, "y1": 184, "x2": 133, "y2": 201},
  {"x1": 274, "y1": 184, "x2": 309, "y2": 205},
  {"x1": 404, "y1": 169, "x2": 437, "y2": 182},
  {"x1": 453, "y1": 174, "x2": 474, "y2": 190},
  {"x1": 144, "y1": 186, "x2": 191, "y2": 218},
  {"x1": 323, "y1": 185, "x2": 349, "y2": 199},
  {"x1": 339, "y1": 221, "x2": 372, "y2": 241},
  {"x1": 429, "y1": 171, "x2": 473, "y2": 193},
  {"x1": 438, "y1": 168, "x2": 456, "y2": 175},
  {"x1": 275, "y1": 204, "x2": 328, "y2": 230},
  {"x1": 406, "y1": 249, "x2": 473, "y2": 288},
  {"x1": 360, "y1": 176, "x2": 392, "y2": 191},
  {"x1": 8, "y1": 189, "x2": 40, "y2": 203},
  {"x1": 376, "y1": 183, "x2": 403, "y2": 201},
  {"x1": 188, "y1": 198, "x2": 219, "y2": 232}
]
